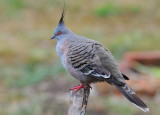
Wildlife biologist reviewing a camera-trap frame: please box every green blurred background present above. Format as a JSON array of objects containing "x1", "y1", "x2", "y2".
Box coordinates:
[{"x1": 0, "y1": 0, "x2": 160, "y2": 115}]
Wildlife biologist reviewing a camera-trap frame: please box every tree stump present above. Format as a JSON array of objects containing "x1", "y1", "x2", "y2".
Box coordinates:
[{"x1": 68, "y1": 87, "x2": 90, "y2": 115}]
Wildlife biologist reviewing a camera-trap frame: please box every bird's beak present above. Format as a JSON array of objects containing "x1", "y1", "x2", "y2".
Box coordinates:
[{"x1": 50, "y1": 35, "x2": 56, "y2": 39}]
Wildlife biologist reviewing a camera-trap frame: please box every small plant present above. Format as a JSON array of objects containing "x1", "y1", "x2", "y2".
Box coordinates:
[
  {"x1": 94, "y1": 3, "x2": 122, "y2": 17},
  {"x1": 94, "y1": 2, "x2": 141, "y2": 17}
]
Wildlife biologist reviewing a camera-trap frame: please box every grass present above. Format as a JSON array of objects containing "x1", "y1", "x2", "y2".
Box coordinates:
[
  {"x1": 0, "y1": 0, "x2": 26, "y2": 21},
  {"x1": 103, "y1": 97, "x2": 135, "y2": 115},
  {"x1": 1, "y1": 62, "x2": 65, "y2": 87},
  {"x1": 136, "y1": 63, "x2": 160, "y2": 78},
  {"x1": 94, "y1": 2, "x2": 122, "y2": 17},
  {"x1": 108, "y1": 31, "x2": 160, "y2": 59},
  {"x1": 94, "y1": 2, "x2": 141, "y2": 17}
]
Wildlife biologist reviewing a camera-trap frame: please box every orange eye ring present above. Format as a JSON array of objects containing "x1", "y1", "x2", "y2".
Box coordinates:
[{"x1": 57, "y1": 31, "x2": 62, "y2": 36}]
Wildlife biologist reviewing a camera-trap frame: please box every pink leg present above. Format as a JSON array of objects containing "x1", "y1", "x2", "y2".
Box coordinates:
[
  {"x1": 70, "y1": 84, "x2": 92, "y2": 93},
  {"x1": 70, "y1": 84, "x2": 85, "y2": 92}
]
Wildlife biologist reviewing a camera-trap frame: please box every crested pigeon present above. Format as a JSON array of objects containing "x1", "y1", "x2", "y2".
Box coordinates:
[{"x1": 50, "y1": 8, "x2": 149, "y2": 112}]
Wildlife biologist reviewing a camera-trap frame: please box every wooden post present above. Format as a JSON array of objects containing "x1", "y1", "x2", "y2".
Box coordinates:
[{"x1": 68, "y1": 86, "x2": 90, "y2": 115}]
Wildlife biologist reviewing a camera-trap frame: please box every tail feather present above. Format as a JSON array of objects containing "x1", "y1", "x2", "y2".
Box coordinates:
[{"x1": 113, "y1": 84, "x2": 149, "y2": 112}]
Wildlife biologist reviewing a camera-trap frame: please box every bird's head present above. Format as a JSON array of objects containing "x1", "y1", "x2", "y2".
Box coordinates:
[{"x1": 51, "y1": 6, "x2": 72, "y2": 41}]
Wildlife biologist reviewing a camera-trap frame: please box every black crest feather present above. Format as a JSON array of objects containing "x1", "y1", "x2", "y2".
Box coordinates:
[{"x1": 59, "y1": 4, "x2": 66, "y2": 25}]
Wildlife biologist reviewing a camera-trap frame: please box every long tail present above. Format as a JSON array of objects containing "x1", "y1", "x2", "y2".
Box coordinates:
[{"x1": 113, "y1": 83, "x2": 149, "y2": 112}]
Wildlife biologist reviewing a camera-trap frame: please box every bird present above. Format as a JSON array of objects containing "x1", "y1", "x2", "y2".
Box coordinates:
[{"x1": 50, "y1": 7, "x2": 149, "y2": 112}]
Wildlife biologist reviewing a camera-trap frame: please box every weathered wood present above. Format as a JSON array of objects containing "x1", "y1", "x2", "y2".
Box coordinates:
[{"x1": 68, "y1": 87, "x2": 90, "y2": 115}]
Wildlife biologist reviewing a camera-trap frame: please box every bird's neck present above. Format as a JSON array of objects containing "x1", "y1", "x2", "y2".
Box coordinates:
[
  {"x1": 56, "y1": 38, "x2": 69, "y2": 59},
  {"x1": 56, "y1": 33, "x2": 79, "y2": 58}
]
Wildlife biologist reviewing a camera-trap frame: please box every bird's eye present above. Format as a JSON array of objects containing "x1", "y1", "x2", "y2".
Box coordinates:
[{"x1": 57, "y1": 31, "x2": 62, "y2": 36}]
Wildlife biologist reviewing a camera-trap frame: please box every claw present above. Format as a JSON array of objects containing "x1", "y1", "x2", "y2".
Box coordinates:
[
  {"x1": 70, "y1": 84, "x2": 85, "y2": 92},
  {"x1": 70, "y1": 84, "x2": 92, "y2": 93}
]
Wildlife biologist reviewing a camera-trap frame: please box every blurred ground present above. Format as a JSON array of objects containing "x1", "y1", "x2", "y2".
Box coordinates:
[{"x1": 0, "y1": 0, "x2": 160, "y2": 115}]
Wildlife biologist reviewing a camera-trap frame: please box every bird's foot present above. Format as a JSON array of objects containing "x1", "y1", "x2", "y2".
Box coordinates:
[
  {"x1": 70, "y1": 84, "x2": 84, "y2": 92},
  {"x1": 70, "y1": 84, "x2": 92, "y2": 93}
]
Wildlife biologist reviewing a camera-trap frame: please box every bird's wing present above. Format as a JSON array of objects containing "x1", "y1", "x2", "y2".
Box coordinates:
[
  {"x1": 67, "y1": 41, "x2": 111, "y2": 80},
  {"x1": 94, "y1": 42, "x2": 125, "y2": 83},
  {"x1": 67, "y1": 40, "x2": 124, "y2": 85}
]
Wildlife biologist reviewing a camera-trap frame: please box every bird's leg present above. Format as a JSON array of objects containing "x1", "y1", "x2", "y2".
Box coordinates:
[
  {"x1": 70, "y1": 84, "x2": 92, "y2": 93},
  {"x1": 70, "y1": 84, "x2": 85, "y2": 92}
]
